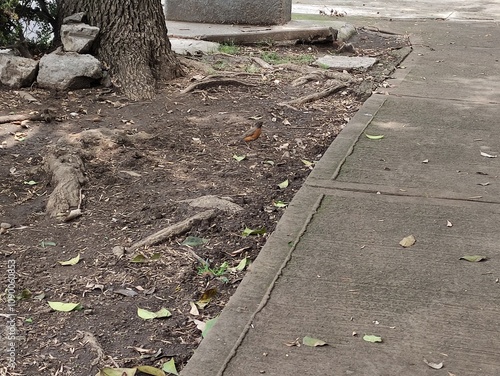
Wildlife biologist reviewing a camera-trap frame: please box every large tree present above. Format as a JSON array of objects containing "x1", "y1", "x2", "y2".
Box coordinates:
[{"x1": 59, "y1": 0, "x2": 183, "y2": 100}]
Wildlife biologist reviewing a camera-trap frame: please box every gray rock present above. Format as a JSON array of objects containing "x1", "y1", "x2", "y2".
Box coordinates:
[
  {"x1": 63, "y1": 12, "x2": 87, "y2": 24},
  {"x1": 170, "y1": 38, "x2": 219, "y2": 55},
  {"x1": 61, "y1": 23, "x2": 99, "y2": 53},
  {"x1": 0, "y1": 54, "x2": 39, "y2": 88},
  {"x1": 314, "y1": 55, "x2": 377, "y2": 70},
  {"x1": 338, "y1": 23, "x2": 357, "y2": 42},
  {"x1": 38, "y1": 52, "x2": 103, "y2": 90}
]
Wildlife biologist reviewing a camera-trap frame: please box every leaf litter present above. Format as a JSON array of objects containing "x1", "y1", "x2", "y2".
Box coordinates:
[{"x1": 0, "y1": 32, "x2": 413, "y2": 375}]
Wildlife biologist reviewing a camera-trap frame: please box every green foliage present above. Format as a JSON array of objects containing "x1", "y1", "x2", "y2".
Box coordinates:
[
  {"x1": 0, "y1": 0, "x2": 57, "y2": 55},
  {"x1": 197, "y1": 262, "x2": 229, "y2": 277},
  {"x1": 261, "y1": 50, "x2": 316, "y2": 65},
  {"x1": 218, "y1": 42, "x2": 240, "y2": 55}
]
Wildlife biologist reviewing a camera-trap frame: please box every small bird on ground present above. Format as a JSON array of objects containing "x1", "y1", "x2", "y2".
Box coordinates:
[{"x1": 242, "y1": 121, "x2": 263, "y2": 142}]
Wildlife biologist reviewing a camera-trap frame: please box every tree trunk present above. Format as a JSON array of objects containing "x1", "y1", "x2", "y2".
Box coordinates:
[{"x1": 60, "y1": 0, "x2": 183, "y2": 100}]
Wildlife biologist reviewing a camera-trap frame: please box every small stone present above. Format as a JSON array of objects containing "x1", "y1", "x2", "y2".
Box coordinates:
[
  {"x1": 314, "y1": 55, "x2": 377, "y2": 70},
  {"x1": 112, "y1": 246, "x2": 125, "y2": 258},
  {"x1": 1, "y1": 223, "x2": 12, "y2": 229}
]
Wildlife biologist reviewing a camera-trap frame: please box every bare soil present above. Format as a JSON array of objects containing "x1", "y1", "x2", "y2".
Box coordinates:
[{"x1": 0, "y1": 29, "x2": 410, "y2": 376}]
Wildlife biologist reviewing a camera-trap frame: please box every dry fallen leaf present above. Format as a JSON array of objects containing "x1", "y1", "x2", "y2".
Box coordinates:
[
  {"x1": 284, "y1": 338, "x2": 300, "y2": 347},
  {"x1": 480, "y1": 151, "x2": 497, "y2": 158},
  {"x1": 459, "y1": 255, "x2": 487, "y2": 262},
  {"x1": 399, "y1": 235, "x2": 416, "y2": 248},
  {"x1": 423, "y1": 358, "x2": 444, "y2": 369}
]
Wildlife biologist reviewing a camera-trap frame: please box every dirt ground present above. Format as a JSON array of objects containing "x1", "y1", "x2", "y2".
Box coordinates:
[{"x1": 0, "y1": 29, "x2": 410, "y2": 376}]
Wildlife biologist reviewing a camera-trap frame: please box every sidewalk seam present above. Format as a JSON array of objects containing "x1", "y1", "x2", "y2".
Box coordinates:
[{"x1": 215, "y1": 193, "x2": 326, "y2": 376}]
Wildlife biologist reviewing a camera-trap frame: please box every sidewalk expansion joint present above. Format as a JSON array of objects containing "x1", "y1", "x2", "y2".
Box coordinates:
[
  {"x1": 305, "y1": 179, "x2": 500, "y2": 205},
  {"x1": 214, "y1": 194, "x2": 326, "y2": 376},
  {"x1": 386, "y1": 92, "x2": 500, "y2": 105}
]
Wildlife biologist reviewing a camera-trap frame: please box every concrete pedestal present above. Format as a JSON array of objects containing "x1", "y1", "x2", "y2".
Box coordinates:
[{"x1": 165, "y1": 0, "x2": 292, "y2": 25}]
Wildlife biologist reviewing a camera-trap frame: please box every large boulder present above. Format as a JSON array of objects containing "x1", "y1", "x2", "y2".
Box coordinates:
[
  {"x1": 61, "y1": 23, "x2": 100, "y2": 53},
  {"x1": 38, "y1": 51, "x2": 103, "y2": 90},
  {"x1": 0, "y1": 54, "x2": 39, "y2": 88}
]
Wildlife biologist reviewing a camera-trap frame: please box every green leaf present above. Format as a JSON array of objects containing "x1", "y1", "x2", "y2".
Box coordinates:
[
  {"x1": 155, "y1": 308, "x2": 172, "y2": 318},
  {"x1": 182, "y1": 236, "x2": 208, "y2": 247},
  {"x1": 23, "y1": 180, "x2": 38, "y2": 185},
  {"x1": 162, "y1": 358, "x2": 179, "y2": 375},
  {"x1": 202, "y1": 316, "x2": 218, "y2": 338},
  {"x1": 363, "y1": 334, "x2": 382, "y2": 343},
  {"x1": 130, "y1": 254, "x2": 147, "y2": 263},
  {"x1": 17, "y1": 289, "x2": 32, "y2": 300},
  {"x1": 33, "y1": 292, "x2": 45, "y2": 301},
  {"x1": 25, "y1": 317, "x2": 33, "y2": 323},
  {"x1": 301, "y1": 159, "x2": 314, "y2": 167},
  {"x1": 302, "y1": 336, "x2": 327, "y2": 347},
  {"x1": 48, "y1": 301, "x2": 81, "y2": 312},
  {"x1": 273, "y1": 200, "x2": 288, "y2": 208},
  {"x1": 241, "y1": 227, "x2": 266, "y2": 237},
  {"x1": 136, "y1": 365, "x2": 166, "y2": 376},
  {"x1": 40, "y1": 240, "x2": 57, "y2": 248},
  {"x1": 232, "y1": 154, "x2": 246, "y2": 162},
  {"x1": 365, "y1": 134, "x2": 385, "y2": 140},
  {"x1": 58, "y1": 254, "x2": 80, "y2": 266},
  {"x1": 229, "y1": 257, "x2": 249, "y2": 273},
  {"x1": 278, "y1": 179, "x2": 289, "y2": 189},
  {"x1": 137, "y1": 307, "x2": 172, "y2": 320},
  {"x1": 460, "y1": 255, "x2": 487, "y2": 262},
  {"x1": 151, "y1": 253, "x2": 162, "y2": 260},
  {"x1": 235, "y1": 257, "x2": 248, "y2": 271},
  {"x1": 98, "y1": 368, "x2": 136, "y2": 376}
]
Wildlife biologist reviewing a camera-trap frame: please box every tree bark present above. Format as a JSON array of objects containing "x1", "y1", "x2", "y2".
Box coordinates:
[{"x1": 59, "y1": 0, "x2": 183, "y2": 100}]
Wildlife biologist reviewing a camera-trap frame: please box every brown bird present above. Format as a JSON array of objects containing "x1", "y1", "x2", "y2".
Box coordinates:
[{"x1": 242, "y1": 121, "x2": 263, "y2": 142}]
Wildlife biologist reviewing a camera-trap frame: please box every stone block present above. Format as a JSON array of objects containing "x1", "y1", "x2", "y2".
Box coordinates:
[
  {"x1": 314, "y1": 55, "x2": 377, "y2": 70},
  {"x1": 61, "y1": 23, "x2": 99, "y2": 53},
  {"x1": 166, "y1": 0, "x2": 291, "y2": 25},
  {"x1": 0, "y1": 54, "x2": 39, "y2": 88},
  {"x1": 38, "y1": 52, "x2": 102, "y2": 90}
]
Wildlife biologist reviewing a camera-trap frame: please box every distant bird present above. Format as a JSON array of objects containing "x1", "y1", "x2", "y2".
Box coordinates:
[{"x1": 242, "y1": 121, "x2": 263, "y2": 142}]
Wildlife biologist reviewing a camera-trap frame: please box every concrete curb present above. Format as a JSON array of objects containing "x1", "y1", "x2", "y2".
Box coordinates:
[{"x1": 167, "y1": 20, "x2": 357, "y2": 44}]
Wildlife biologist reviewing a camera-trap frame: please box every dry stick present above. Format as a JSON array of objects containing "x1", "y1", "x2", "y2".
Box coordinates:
[
  {"x1": 181, "y1": 78, "x2": 257, "y2": 94},
  {"x1": 128, "y1": 210, "x2": 216, "y2": 252},
  {"x1": 279, "y1": 84, "x2": 347, "y2": 107}
]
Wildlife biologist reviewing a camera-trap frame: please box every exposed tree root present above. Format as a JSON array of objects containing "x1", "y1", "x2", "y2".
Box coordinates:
[
  {"x1": 0, "y1": 109, "x2": 55, "y2": 124},
  {"x1": 128, "y1": 210, "x2": 217, "y2": 252},
  {"x1": 291, "y1": 71, "x2": 353, "y2": 86},
  {"x1": 178, "y1": 56, "x2": 214, "y2": 74},
  {"x1": 181, "y1": 78, "x2": 257, "y2": 94},
  {"x1": 43, "y1": 128, "x2": 154, "y2": 219},
  {"x1": 77, "y1": 331, "x2": 105, "y2": 367},
  {"x1": 278, "y1": 83, "x2": 347, "y2": 106},
  {"x1": 44, "y1": 149, "x2": 87, "y2": 218},
  {"x1": 251, "y1": 56, "x2": 274, "y2": 70}
]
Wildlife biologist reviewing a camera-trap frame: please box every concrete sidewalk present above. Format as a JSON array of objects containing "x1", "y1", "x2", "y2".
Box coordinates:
[{"x1": 180, "y1": 5, "x2": 500, "y2": 376}]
